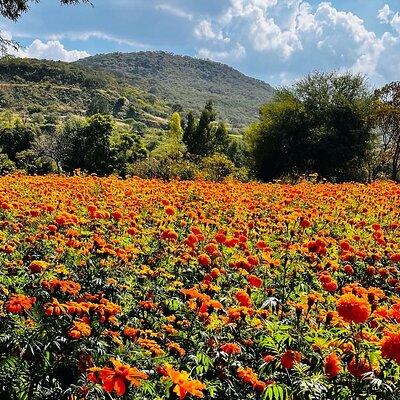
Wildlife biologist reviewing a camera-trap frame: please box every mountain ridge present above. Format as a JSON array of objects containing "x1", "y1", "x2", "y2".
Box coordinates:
[{"x1": 77, "y1": 51, "x2": 275, "y2": 127}]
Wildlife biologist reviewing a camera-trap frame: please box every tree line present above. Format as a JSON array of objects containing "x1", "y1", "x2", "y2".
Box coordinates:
[{"x1": 1, "y1": 71, "x2": 400, "y2": 182}]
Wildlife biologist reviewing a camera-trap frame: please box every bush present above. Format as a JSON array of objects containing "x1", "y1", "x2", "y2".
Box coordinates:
[
  {"x1": 0, "y1": 153, "x2": 16, "y2": 174},
  {"x1": 127, "y1": 157, "x2": 199, "y2": 180},
  {"x1": 201, "y1": 153, "x2": 248, "y2": 182}
]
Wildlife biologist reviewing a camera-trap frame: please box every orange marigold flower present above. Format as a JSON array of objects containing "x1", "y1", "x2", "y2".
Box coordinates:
[
  {"x1": 44, "y1": 298, "x2": 67, "y2": 316},
  {"x1": 324, "y1": 352, "x2": 342, "y2": 379},
  {"x1": 263, "y1": 355, "x2": 276, "y2": 364},
  {"x1": 165, "y1": 206, "x2": 176, "y2": 216},
  {"x1": 247, "y1": 274, "x2": 263, "y2": 288},
  {"x1": 29, "y1": 260, "x2": 48, "y2": 274},
  {"x1": 323, "y1": 280, "x2": 338, "y2": 293},
  {"x1": 237, "y1": 367, "x2": 266, "y2": 392},
  {"x1": 347, "y1": 356, "x2": 372, "y2": 378},
  {"x1": 198, "y1": 254, "x2": 211, "y2": 267},
  {"x1": 381, "y1": 331, "x2": 400, "y2": 365},
  {"x1": 168, "y1": 342, "x2": 186, "y2": 357},
  {"x1": 123, "y1": 326, "x2": 139, "y2": 339},
  {"x1": 6, "y1": 294, "x2": 36, "y2": 314},
  {"x1": 390, "y1": 253, "x2": 400, "y2": 263},
  {"x1": 336, "y1": 293, "x2": 371, "y2": 323},
  {"x1": 280, "y1": 350, "x2": 301, "y2": 369},
  {"x1": 68, "y1": 320, "x2": 92, "y2": 340},
  {"x1": 163, "y1": 364, "x2": 205, "y2": 400},
  {"x1": 236, "y1": 289, "x2": 251, "y2": 307},
  {"x1": 89, "y1": 358, "x2": 148, "y2": 397},
  {"x1": 215, "y1": 233, "x2": 226, "y2": 244},
  {"x1": 220, "y1": 343, "x2": 241, "y2": 355}
]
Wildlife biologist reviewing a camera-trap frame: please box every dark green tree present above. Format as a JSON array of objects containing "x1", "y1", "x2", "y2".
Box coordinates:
[
  {"x1": 183, "y1": 111, "x2": 197, "y2": 153},
  {"x1": 213, "y1": 121, "x2": 230, "y2": 154},
  {"x1": 246, "y1": 72, "x2": 375, "y2": 182},
  {"x1": 111, "y1": 128, "x2": 147, "y2": 177},
  {"x1": 59, "y1": 114, "x2": 113, "y2": 174},
  {"x1": 87, "y1": 94, "x2": 110, "y2": 116},
  {"x1": 374, "y1": 82, "x2": 400, "y2": 181},
  {"x1": 189, "y1": 101, "x2": 217, "y2": 156},
  {"x1": 0, "y1": 112, "x2": 37, "y2": 160},
  {"x1": 79, "y1": 114, "x2": 114, "y2": 174}
]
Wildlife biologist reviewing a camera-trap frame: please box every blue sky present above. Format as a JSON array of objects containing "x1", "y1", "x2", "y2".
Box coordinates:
[{"x1": 2, "y1": 0, "x2": 400, "y2": 87}]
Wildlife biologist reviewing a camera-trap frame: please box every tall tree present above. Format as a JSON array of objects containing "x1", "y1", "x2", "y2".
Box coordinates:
[
  {"x1": 183, "y1": 111, "x2": 197, "y2": 153},
  {"x1": 246, "y1": 72, "x2": 375, "y2": 182},
  {"x1": 169, "y1": 111, "x2": 183, "y2": 141},
  {"x1": 374, "y1": 82, "x2": 400, "y2": 181},
  {"x1": 0, "y1": 111, "x2": 37, "y2": 160},
  {"x1": 152, "y1": 112, "x2": 185, "y2": 159},
  {"x1": 213, "y1": 121, "x2": 230, "y2": 154},
  {"x1": 192, "y1": 101, "x2": 217, "y2": 156}
]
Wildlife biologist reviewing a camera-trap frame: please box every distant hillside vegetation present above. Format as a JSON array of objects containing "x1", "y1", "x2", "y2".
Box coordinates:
[
  {"x1": 77, "y1": 51, "x2": 275, "y2": 127},
  {"x1": 0, "y1": 57, "x2": 170, "y2": 128}
]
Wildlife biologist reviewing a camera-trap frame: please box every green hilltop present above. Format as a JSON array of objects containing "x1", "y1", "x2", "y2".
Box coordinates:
[
  {"x1": 76, "y1": 51, "x2": 275, "y2": 128},
  {"x1": 0, "y1": 52, "x2": 275, "y2": 129}
]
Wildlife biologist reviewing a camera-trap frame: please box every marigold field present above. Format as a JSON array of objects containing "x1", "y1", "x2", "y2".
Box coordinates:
[{"x1": 1, "y1": 174, "x2": 400, "y2": 400}]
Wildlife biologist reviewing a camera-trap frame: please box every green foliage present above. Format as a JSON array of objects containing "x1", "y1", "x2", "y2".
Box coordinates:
[
  {"x1": 183, "y1": 101, "x2": 231, "y2": 157},
  {"x1": 183, "y1": 111, "x2": 197, "y2": 151},
  {"x1": 201, "y1": 153, "x2": 237, "y2": 182},
  {"x1": 0, "y1": 152, "x2": 16, "y2": 174},
  {"x1": 77, "y1": 51, "x2": 275, "y2": 128},
  {"x1": 111, "y1": 124, "x2": 147, "y2": 177},
  {"x1": 127, "y1": 157, "x2": 199, "y2": 180},
  {"x1": 246, "y1": 72, "x2": 375, "y2": 182},
  {"x1": 189, "y1": 101, "x2": 217, "y2": 156},
  {"x1": 15, "y1": 150, "x2": 57, "y2": 175},
  {"x1": 0, "y1": 57, "x2": 170, "y2": 128},
  {"x1": 57, "y1": 114, "x2": 146, "y2": 175},
  {"x1": 373, "y1": 82, "x2": 400, "y2": 181},
  {"x1": 169, "y1": 111, "x2": 183, "y2": 140},
  {"x1": 0, "y1": 112, "x2": 38, "y2": 160},
  {"x1": 86, "y1": 94, "x2": 111, "y2": 116}
]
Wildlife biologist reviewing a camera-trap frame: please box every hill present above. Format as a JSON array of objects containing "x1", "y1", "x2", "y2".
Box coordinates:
[
  {"x1": 77, "y1": 51, "x2": 275, "y2": 128},
  {"x1": 0, "y1": 57, "x2": 170, "y2": 128}
]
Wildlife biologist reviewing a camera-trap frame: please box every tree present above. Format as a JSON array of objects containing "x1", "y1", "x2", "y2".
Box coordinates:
[
  {"x1": 374, "y1": 82, "x2": 400, "y2": 181},
  {"x1": 183, "y1": 111, "x2": 197, "y2": 153},
  {"x1": 87, "y1": 94, "x2": 110, "y2": 116},
  {"x1": 56, "y1": 115, "x2": 87, "y2": 171},
  {"x1": 0, "y1": 111, "x2": 38, "y2": 160},
  {"x1": 193, "y1": 100, "x2": 217, "y2": 156},
  {"x1": 110, "y1": 126, "x2": 147, "y2": 177},
  {"x1": 79, "y1": 113, "x2": 114, "y2": 174},
  {"x1": 169, "y1": 111, "x2": 183, "y2": 141},
  {"x1": 212, "y1": 121, "x2": 230, "y2": 154},
  {"x1": 183, "y1": 101, "x2": 218, "y2": 156},
  {"x1": 151, "y1": 112, "x2": 185, "y2": 159},
  {"x1": 57, "y1": 114, "x2": 113, "y2": 174},
  {"x1": 246, "y1": 72, "x2": 375, "y2": 182}
]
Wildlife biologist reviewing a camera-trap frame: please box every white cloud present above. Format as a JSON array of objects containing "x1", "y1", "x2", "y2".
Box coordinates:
[
  {"x1": 155, "y1": 3, "x2": 193, "y2": 20},
  {"x1": 194, "y1": 20, "x2": 229, "y2": 42},
  {"x1": 193, "y1": 0, "x2": 400, "y2": 85},
  {"x1": 7, "y1": 36, "x2": 89, "y2": 62},
  {"x1": 13, "y1": 30, "x2": 148, "y2": 49},
  {"x1": 378, "y1": 4, "x2": 392, "y2": 24},
  {"x1": 198, "y1": 42, "x2": 245, "y2": 60}
]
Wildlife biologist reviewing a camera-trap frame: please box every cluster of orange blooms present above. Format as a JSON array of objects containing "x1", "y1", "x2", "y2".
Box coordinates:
[{"x1": 0, "y1": 174, "x2": 400, "y2": 398}]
